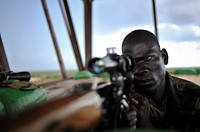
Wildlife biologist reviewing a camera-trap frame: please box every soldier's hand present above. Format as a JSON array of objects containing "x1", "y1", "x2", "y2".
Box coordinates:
[
  {"x1": 121, "y1": 94, "x2": 138, "y2": 129},
  {"x1": 124, "y1": 108, "x2": 137, "y2": 128},
  {"x1": 130, "y1": 93, "x2": 152, "y2": 128}
]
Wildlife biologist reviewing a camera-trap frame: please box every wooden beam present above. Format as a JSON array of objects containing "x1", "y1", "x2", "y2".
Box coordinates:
[
  {"x1": 0, "y1": 34, "x2": 10, "y2": 72},
  {"x1": 83, "y1": 0, "x2": 93, "y2": 69},
  {"x1": 152, "y1": 0, "x2": 159, "y2": 40},
  {"x1": 41, "y1": 0, "x2": 68, "y2": 80},
  {"x1": 59, "y1": 0, "x2": 84, "y2": 71}
]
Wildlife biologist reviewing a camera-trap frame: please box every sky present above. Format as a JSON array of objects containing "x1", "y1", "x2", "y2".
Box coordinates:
[{"x1": 0, "y1": 0, "x2": 200, "y2": 72}]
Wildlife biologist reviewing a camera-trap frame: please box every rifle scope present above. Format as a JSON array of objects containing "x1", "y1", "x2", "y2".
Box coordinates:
[
  {"x1": 88, "y1": 47, "x2": 135, "y2": 75},
  {"x1": 0, "y1": 71, "x2": 31, "y2": 82}
]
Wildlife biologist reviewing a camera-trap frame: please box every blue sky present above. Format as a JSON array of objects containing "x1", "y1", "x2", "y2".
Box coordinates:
[{"x1": 0, "y1": 0, "x2": 200, "y2": 71}]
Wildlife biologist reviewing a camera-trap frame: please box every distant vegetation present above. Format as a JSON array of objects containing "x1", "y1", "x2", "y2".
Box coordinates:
[
  {"x1": 30, "y1": 67, "x2": 200, "y2": 85},
  {"x1": 167, "y1": 67, "x2": 200, "y2": 75}
]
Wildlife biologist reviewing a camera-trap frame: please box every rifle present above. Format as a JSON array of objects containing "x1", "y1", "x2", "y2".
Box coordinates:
[
  {"x1": 0, "y1": 48, "x2": 134, "y2": 131},
  {"x1": 0, "y1": 70, "x2": 103, "y2": 132},
  {"x1": 88, "y1": 47, "x2": 135, "y2": 130},
  {"x1": 0, "y1": 82, "x2": 102, "y2": 132}
]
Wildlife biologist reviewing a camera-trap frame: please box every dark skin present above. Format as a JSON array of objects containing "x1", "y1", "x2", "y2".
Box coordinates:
[{"x1": 121, "y1": 30, "x2": 168, "y2": 128}]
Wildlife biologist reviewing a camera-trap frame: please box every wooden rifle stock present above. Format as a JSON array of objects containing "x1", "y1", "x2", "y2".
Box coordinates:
[{"x1": 0, "y1": 90, "x2": 102, "y2": 132}]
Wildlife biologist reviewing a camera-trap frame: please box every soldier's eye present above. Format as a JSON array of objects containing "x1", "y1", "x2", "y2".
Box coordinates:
[{"x1": 144, "y1": 56, "x2": 152, "y2": 61}]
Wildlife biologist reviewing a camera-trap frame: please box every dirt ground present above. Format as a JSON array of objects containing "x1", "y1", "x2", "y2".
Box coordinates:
[{"x1": 172, "y1": 74, "x2": 200, "y2": 86}]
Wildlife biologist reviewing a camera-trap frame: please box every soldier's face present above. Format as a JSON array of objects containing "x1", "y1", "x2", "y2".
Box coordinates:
[{"x1": 122, "y1": 41, "x2": 166, "y2": 94}]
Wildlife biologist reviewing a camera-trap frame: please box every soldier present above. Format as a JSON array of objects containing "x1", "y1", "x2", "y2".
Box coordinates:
[{"x1": 121, "y1": 29, "x2": 200, "y2": 131}]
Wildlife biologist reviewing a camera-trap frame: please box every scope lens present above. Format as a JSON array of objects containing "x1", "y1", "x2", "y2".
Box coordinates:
[{"x1": 88, "y1": 58, "x2": 105, "y2": 74}]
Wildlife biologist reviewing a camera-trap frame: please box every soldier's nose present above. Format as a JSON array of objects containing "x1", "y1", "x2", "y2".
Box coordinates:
[{"x1": 134, "y1": 66, "x2": 149, "y2": 77}]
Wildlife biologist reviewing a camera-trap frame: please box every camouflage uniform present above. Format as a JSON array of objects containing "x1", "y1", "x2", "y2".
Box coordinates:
[{"x1": 149, "y1": 72, "x2": 200, "y2": 131}]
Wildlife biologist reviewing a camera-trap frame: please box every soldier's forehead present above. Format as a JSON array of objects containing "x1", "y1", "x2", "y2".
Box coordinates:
[{"x1": 123, "y1": 43, "x2": 159, "y2": 54}]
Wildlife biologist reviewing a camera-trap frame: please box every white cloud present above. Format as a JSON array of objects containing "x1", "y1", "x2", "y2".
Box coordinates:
[
  {"x1": 159, "y1": 23, "x2": 181, "y2": 31},
  {"x1": 93, "y1": 27, "x2": 133, "y2": 57},
  {"x1": 161, "y1": 41, "x2": 200, "y2": 67},
  {"x1": 93, "y1": 24, "x2": 200, "y2": 68},
  {"x1": 158, "y1": 23, "x2": 200, "y2": 42},
  {"x1": 191, "y1": 25, "x2": 200, "y2": 37},
  {"x1": 93, "y1": 25, "x2": 155, "y2": 57}
]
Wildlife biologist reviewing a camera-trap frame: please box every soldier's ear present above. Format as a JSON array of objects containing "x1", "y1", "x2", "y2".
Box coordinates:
[{"x1": 161, "y1": 48, "x2": 168, "y2": 65}]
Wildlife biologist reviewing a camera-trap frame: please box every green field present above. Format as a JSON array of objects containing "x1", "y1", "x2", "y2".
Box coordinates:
[{"x1": 30, "y1": 67, "x2": 200, "y2": 85}]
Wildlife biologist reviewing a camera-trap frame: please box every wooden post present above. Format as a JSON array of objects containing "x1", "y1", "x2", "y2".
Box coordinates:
[
  {"x1": 59, "y1": 0, "x2": 84, "y2": 71},
  {"x1": 152, "y1": 0, "x2": 159, "y2": 40},
  {"x1": 41, "y1": 0, "x2": 68, "y2": 80},
  {"x1": 0, "y1": 34, "x2": 10, "y2": 72},
  {"x1": 83, "y1": 0, "x2": 92, "y2": 69}
]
